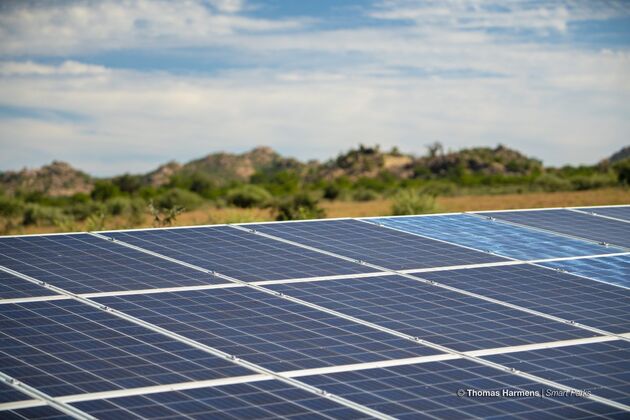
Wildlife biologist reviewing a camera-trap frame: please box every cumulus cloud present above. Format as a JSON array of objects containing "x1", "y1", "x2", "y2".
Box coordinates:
[{"x1": 0, "y1": 0, "x2": 629, "y2": 175}]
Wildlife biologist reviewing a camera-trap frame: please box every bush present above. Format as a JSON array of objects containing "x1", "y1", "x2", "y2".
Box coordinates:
[
  {"x1": 226, "y1": 185, "x2": 272, "y2": 208},
  {"x1": 91, "y1": 180, "x2": 121, "y2": 201},
  {"x1": 569, "y1": 174, "x2": 616, "y2": 191},
  {"x1": 274, "y1": 193, "x2": 326, "y2": 221},
  {"x1": 155, "y1": 188, "x2": 203, "y2": 210},
  {"x1": 613, "y1": 159, "x2": 630, "y2": 185},
  {"x1": 533, "y1": 174, "x2": 572, "y2": 192},
  {"x1": 66, "y1": 201, "x2": 105, "y2": 221},
  {"x1": 22, "y1": 204, "x2": 65, "y2": 226},
  {"x1": 0, "y1": 196, "x2": 24, "y2": 218},
  {"x1": 391, "y1": 190, "x2": 438, "y2": 215},
  {"x1": 352, "y1": 189, "x2": 380, "y2": 202}
]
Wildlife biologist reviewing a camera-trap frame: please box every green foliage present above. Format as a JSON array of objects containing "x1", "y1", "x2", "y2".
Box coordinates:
[
  {"x1": 533, "y1": 174, "x2": 572, "y2": 192},
  {"x1": 391, "y1": 190, "x2": 438, "y2": 215},
  {"x1": 148, "y1": 200, "x2": 184, "y2": 227},
  {"x1": 154, "y1": 188, "x2": 203, "y2": 210},
  {"x1": 22, "y1": 204, "x2": 66, "y2": 226},
  {"x1": 352, "y1": 188, "x2": 380, "y2": 202},
  {"x1": 112, "y1": 174, "x2": 143, "y2": 194},
  {"x1": 169, "y1": 171, "x2": 218, "y2": 198},
  {"x1": 250, "y1": 170, "x2": 300, "y2": 196},
  {"x1": 613, "y1": 158, "x2": 630, "y2": 185},
  {"x1": 0, "y1": 196, "x2": 24, "y2": 218},
  {"x1": 274, "y1": 193, "x2": 326, "y2": 221},
  {"x1": 226, "y1": 185, "x2": 272, "y2": 208},
  {"x1": 91, "y1": 180, "x2": 121, "y2": 201},
  {"x1": 569, "y1": 173, "x2": 616, "y2": 191}
]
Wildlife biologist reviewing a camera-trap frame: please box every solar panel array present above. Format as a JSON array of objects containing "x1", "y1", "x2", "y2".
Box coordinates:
[{"x1": 0, "y1": 204, "x2": 628, "y2": 419}]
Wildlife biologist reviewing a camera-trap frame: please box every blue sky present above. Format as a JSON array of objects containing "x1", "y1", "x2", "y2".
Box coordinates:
[{"x1": 0, "y1": 0, "x2": 629, "y2": 176}]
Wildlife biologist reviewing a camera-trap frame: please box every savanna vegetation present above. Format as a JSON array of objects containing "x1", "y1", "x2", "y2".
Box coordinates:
[{"x1": 1, "y1": 144, "x2": 628, "y2": 235}]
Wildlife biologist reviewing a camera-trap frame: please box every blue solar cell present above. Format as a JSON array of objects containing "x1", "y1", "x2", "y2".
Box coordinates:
[
  {"x1": 0, "y1": 299, "x2": 251, "y2": 397},
  {"x1": 576, "y1": 206, "x2": 630, "y2": 222},
  {"x1": 268, "y1": 275, "x2": 592, "y2": 352},
  {"x1": 95, "y1": 287, "x2": 440, "y2": 372},
  {"x1": 105, "y1": 226, "x2": 375, "y2": 281},
  {"x1": 542, "y1": 255, "x2": 630, "y2": 289},
  {"x1": 482, "y1": 209, "x2": 630, "y2": 248},
  {"x1": 371, "y1": 214, "x2": 616, "y2": 260},
  {"x1": 300, "y1": 358, "x2": 624, "y2": 419},
  {"x1": 420, "y1": 264, "x2": 630, "y2": 334},
  {"x1": 0, "y1": 381, "x2": 28, "y2": 404},
  {"x1": 72, "y1": 380, "x2": 369, "y2": 419},
  {"x1": 0, "y1": 234, "x2": 227, "y2": 294},
  {"x1": 1, "y1": 406, "x2": 71, "y2": 420},
  {"x1": 246, "y1": 219, "x2": 506, "y2": 270},
  {"x1": 486, "y1": 341, "x2": 630, "y2": 405},
  {"x1": 0, "y1": 270, "x2": 52, "y2": 299}
]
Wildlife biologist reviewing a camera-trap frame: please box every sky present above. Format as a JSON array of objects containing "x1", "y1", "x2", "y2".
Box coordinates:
[{"x1": 0, "y1": 0, "x2": 629, "y2": 176}]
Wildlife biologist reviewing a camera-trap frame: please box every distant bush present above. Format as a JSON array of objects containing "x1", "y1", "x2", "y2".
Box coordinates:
[
  {"x1": 274, "y1": 193, "x2": 325, "y2": 221},
  {"x1": 533, "y1": 174, "x2": 572, "y2": 192},
  {"x1": 22, "y1": 204, "x2": 65, "y2": 226},
  {"x1": 353, "y1": 189, "x2": 380, "y2": 202},
  {"x1": 391, "y1": 190, "x2": 438, "y2": 215},
  {"x1": 613, "y1": 159, "x2": 630, "y2": 185},
  {"x1": 226, "y1": 185, "x2": 272, "y2": 208},
  {"x1": 91, "y1": 180, "x2": 121, "y2": 201},
  {"x1": 155, "y1": 188, "x2": 203, "y2": 210},
  {"x1": 0, "y1": 196, "x2": 24, "y2": 218},
  {"x1": 569, "y1": 174, "x2": 616, "y2": 191}
]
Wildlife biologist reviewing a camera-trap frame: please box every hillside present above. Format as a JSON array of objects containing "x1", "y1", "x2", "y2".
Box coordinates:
[{"x1": 0, "y1": 161, "x2": 92, "y2": 196}]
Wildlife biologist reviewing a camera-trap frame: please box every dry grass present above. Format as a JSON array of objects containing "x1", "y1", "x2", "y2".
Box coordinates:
[{"x1": 3, "y1": 188, "x2": 628, "y2": 235}]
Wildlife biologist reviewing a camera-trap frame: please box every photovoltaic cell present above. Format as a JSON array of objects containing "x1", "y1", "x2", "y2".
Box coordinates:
[
  {"x1": 72, "y1": 381, "x2": 369, "y2": 419},
  {"x1": 105, "y1": 227, "x2": 375, "y2": 281},
  {"x1": 485, "y1": 340, "x2": 630, "y2": 405},
  {"x1": 268, "y1": 275, "x2": 592, "y2": 352},
  {"x1": 0, "y1": 234, "x2": 227, "y2": 294},
  {"x1": 0, "y1": 299, "x2": 251, "y2": 397},
  {"x1": 542, "y1": 255, "x2": 630, "y2": 289},
  {"x1": 0, "y1": 270, "x2": 52, "y2": 300},
  {"x1": 0, "y1": 380, "x2": 29, "y2": 404},
  {"x1": 247, "y1": 219, "x2": 506, "y2": 270},
  {"x1": 482, "y1": 209, "x2": 630, "y2": 249},
  {"x1": 576, "y1": 206, "x2": 630, "y2": 222},
  {"x1": 300, "y1": 358, "x2": 624, "y2": 419},
  {"x1": 420, "y1": 264, "x2": 630, "y2": 334},
  {"x1": 1, "y1": 406, "x2": 70, "y2": 420},
  {"x1": 95, "y1": 287, "x2": 441, "y2": 372},
  {"x1": 371, "y1": 214, "x2": 615, "y2": 261}
]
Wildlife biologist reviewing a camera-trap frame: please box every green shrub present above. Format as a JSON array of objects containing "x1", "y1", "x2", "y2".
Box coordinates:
[
  {"x1": 226, "y1": 185, "x2": 272, "y2": 208},
  {"x1": 91, "y1": 180, "x2": 121, "y2": 201},
  {"x1": 613, "y1": 158, "x2": 630, "y2": 185},
  {"x1": 570, "y1": 174, "x2": 616, "y2": 191},
  {"x1": 22, "y1": 204, "x2": 66, "y2": 226},
  {"x1": 391, "y1": 190, "x2": 438, "y2": 215},
  {"x1": 353, "y1": 189, "x2": 379, "y2": 202},
  {"x1": 274, "y1": 193, "x2": 326, "y2": 221},
  {"x1": 533, "y1": 174, "x2": 572, "y2": 192},
  {"x1": 155, "y1": 188, "x2": 203, "y2": 210},
  {"x1": 66, "y1": 202, "x2": 105, "y2": 221},
  {"x1": 0, "y1": 196, "x2": 24, "y2": 218}
]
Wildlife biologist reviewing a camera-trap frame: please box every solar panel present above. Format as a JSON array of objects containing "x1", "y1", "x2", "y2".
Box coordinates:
[
  {"x1": 0, "y1": 270, "x2": 51, "y2": 300},
  {"x1": 71, "y1": 380, "x2": 369, "y2": 419},
  {"x1": 2, "y1": 406, "x2": 70, "y2": 420},
  {"x1": 300, "y1": 358, "x2": 624, "y2": 419},
  {"x1": 541, "y1": 255, "x2": 630, "y2": 289},
  {"x1": 0, "y1": 299, "x2": 251, "y2": 397},
  {"x1": 482, "y1": 209, "x2": 630, "y2": 248},
  {"x1": 267, "y1": 275, "x2": 593, "y2": 352},
  {"x1": 104, "y1": 226, "x2": 375, "y2": 281},
  {"x1": 576, "y1": 206, "x2": 630, "y2": 222},
  {"x1": 94, "y1": 287, "x2": 440, "y2": 372},
  {"x1": 485, "y1": 340, "x2": 630, "y2": 405},
  {"x1": 0, "y1": 234, "x2": 228, "y2": 294},
  {"x1": 246, "y1": 219, "x2": 506, "y2": 270},
  {"x1": 1, "y1": 206, "x2": 629, "y2": 419},
  {"x1": 420, "y1": 264, "x2": 630, "y2": 334},
  {"x1": 371, "y1": 214, "x2": 616, "y2": 260}
]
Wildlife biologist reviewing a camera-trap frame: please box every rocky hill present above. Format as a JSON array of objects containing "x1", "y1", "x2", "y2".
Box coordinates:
[{"x1": 0, "y1": 161, "x2": 93, "y2": 196}]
